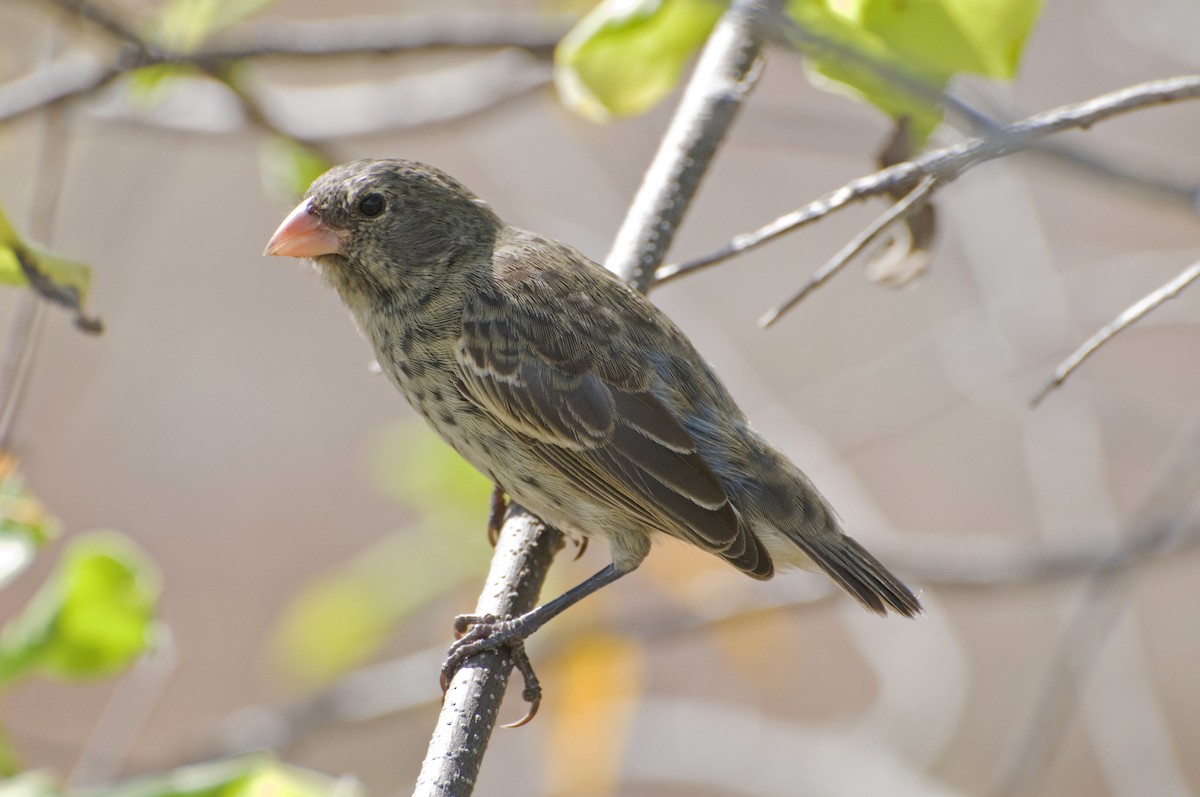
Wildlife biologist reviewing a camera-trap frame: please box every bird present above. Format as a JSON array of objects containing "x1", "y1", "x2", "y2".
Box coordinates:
[{"x1": 265, "y1": 158, "x2": 920, "y2": 718}]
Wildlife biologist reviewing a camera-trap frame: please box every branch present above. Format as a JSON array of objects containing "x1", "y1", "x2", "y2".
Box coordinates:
[
  {"x1": 194, "y1": 13, "x2": 573, "y2": 64},
  {"x1": 4, "y1": 6, "x2": 569, "y2": 131},
  {"x1": 654, "y1": 75, "x2": 1200, "y2": 288},
  {"x1": 411, "y1": 509, "x2": 563, "y2": 797},
  {"x1": 0, "y1": 54, "x2": 118, "y2": 124},
  {"x1": 413, "y1": 1, "x2": 783, "y2": 794},
  {"x1": 1030, "y1": 258, "x2": 1200, "y2": 406}
]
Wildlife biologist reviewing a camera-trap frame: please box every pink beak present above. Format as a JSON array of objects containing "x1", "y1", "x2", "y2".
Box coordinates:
[{"x1": 264, "y1": 199, "x2": 344, "y2": 257}]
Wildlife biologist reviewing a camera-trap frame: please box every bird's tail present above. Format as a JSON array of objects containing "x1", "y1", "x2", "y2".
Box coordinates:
[{"x1": 800, "y1": 533, "x2": 922, "y2": 617}]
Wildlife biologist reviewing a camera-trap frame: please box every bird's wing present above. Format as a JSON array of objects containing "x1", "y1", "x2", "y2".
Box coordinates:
[{"x1": 455, "y1": 246, "x2": 770, "y2": 577}]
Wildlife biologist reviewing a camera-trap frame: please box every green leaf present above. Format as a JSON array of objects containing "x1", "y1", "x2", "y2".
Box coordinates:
[
  {"x1": 556, "y1": 0, "x2": 1042, "y2": 142},
  {"x1": 98, "y1": 755, "x2": 362, "y2": 797},
  {"x1": 555, "y1": 0, "x2": 724, "y2": 121},
  {"x1": 150, "y1": 0, "x2": 278, "y2": 54},
  {"x1": 794, "y1": 0, "x2": 1043, "y2": 142},
  {"x1": 0, "y1": 203, "x2": 102, "y2": 334},
  {"x1": 856, "y1": 0, "x2": 1042, "y2": 80},
  {"x1": 260, "y1": 137, "x2": 333, "y2": 203},
  {"x1": 0, "y1": 456, "x2": 59, "y2": 591},
  {"x1": 0, "y1": 532, "x2": 159, "y2": 687}
]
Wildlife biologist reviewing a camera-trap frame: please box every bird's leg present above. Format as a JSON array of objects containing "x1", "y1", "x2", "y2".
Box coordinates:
[
  {"x1": 486, "y1": 484, "x2": 507, "y2": 547},
  {"x1": 440, "y1": 563, "x2": 628, "y2": 725}
]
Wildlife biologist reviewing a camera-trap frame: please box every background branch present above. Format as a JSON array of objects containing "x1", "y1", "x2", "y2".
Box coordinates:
[{"x1": 654, "y1": 75, "x2": 1200, "y2": 287}]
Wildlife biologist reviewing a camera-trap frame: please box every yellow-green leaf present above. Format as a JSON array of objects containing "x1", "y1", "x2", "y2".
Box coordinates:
[
  {"x1": 856, "y1": 0, "x2": 1042, "y2": 80},
  {"x1": 556, "y1": 0, "x2": 1041, "y2": 142},
  {"x1": 0, "y1": 203, "x2": 101, "y2": 333},
  {"x1": 796, "y1": 0, "x2": 1043, "y2": 142},
  {"x1": 0, "y1": 532, "x2": 159, "y2": 686},
  {"x1": 555, "y1": 0, "x2": 724, "y2": 121}
]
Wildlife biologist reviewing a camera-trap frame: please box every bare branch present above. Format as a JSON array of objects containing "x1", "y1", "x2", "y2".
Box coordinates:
[
  {"x1": 655, "y1": 75, "x2": 1200, "y2": 287},
  {"x1": 1031, "y1": 259, "x2": 1200, "y2": 406},
  {"x1": 3, "y1": 7, "x2": 569, "y2": 133},
  {"x1": 196, "y1": 13, "x2": 573, "y2": 63},
  {"x1": 759, "y1": 174, "x2": 938, "y2": 328},
  {"x1": 604, "y1": 0, "x2": 783, "y2": 290}
]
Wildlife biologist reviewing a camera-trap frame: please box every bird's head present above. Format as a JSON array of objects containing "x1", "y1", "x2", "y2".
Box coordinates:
[{"x1": 265, "y1": 159, "x2": 500, "y2": 306}]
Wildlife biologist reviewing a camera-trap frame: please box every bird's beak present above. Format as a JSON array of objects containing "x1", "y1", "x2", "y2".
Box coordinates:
[{"x1": 264, "y1": 199, "x2": 344, "y2": 258}]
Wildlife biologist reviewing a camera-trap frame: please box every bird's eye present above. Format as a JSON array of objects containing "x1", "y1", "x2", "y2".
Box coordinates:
[{"x1": 357, "y1": 193, "x2": 385, "y2": 217}]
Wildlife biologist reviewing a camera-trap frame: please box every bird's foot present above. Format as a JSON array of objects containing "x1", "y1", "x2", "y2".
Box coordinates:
[
  {"x1": 486, "y1": 486, "x2": 508, "y2": 547},
  {"x1": 572, "y1": 535, "x2": 589, "y2": 561},
  {"x1": 440, "y1": 612, "x2": 542, "y2": 727}
]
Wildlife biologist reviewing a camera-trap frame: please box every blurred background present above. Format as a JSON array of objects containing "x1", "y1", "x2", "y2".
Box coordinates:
[{"x1": 1, "y1": 1, "x2": 1199, "y2": 796}]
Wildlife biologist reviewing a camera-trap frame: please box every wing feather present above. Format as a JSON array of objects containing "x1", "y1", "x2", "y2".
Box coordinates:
[{"x1": 453, "y1": 233, "x2": 772, "y2": 578}]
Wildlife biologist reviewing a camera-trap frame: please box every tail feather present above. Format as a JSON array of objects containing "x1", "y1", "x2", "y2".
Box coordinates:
[{"x1": 807, "y1": 535, "x2": 921, "y2": 617}]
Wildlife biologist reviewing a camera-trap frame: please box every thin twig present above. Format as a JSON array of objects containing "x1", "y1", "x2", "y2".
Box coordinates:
[
  {"x1": 655, "y1": 75, "x2": 1200, "y2": 287},
  {"x1": 759, "y1": 174, "x2": 938, "y2": 328},
  {"x1": 604, "y1": 0, "x2": 783, "y2": 290},
  {"x1": 1030, "y1": 259, "x2": 1200, "y2": 406}
]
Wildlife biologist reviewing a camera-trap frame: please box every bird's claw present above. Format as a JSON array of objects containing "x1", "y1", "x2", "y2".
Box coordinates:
[
  {"x1": 440, "y1": 612, "x2": 543, "y2": 727},
  {"x1": 573, "y1": 535, "x2": 589, "y2": 561},
  {"x1": 486, "y1": 486, "x2": 508, "y2": 547}
]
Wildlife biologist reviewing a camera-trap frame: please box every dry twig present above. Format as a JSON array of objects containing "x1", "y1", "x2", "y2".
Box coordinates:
[
  {"x1": 655, "y1": 75, "x2": 1200, "y2": 288},
  {"x1": 1031, "y1": 259, "x2": 1200, "y2": 405}
]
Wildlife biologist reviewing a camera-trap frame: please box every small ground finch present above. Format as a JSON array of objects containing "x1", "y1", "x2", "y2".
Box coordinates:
[{"x1": 266, "y1": 159, "x2": 920, "y2": 712}]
